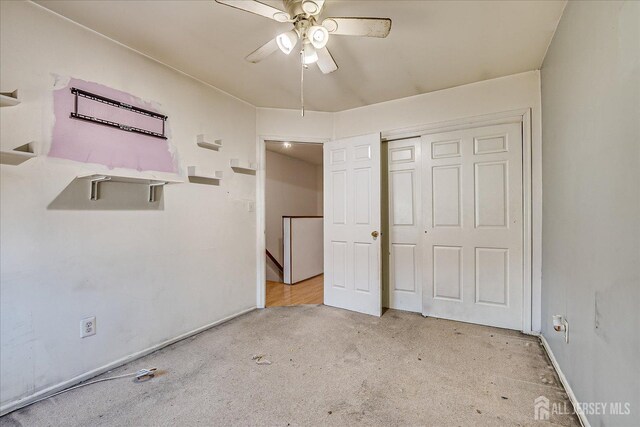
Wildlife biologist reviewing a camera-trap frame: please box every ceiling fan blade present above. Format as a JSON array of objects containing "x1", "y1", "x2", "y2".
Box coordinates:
[
  {"x1": 322, "y1": 17, "x2": 392, "y2": 38},
  {"x1": 245, "y1": 38, "x2": 279, "y2": 63},
  {"x1": 215, "y1": 0, "x2": 291, "y2": 22},
  {"x1": 316, "y1": 47, "x2": 338, "y2": 74}
]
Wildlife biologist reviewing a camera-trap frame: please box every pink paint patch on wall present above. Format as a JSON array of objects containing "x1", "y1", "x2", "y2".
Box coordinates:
[{"x1": 49, "y1": 77, "x2": 177, "y2": 173}]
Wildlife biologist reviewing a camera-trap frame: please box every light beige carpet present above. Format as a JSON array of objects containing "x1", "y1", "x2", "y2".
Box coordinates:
[{"x1": 1, "y1": 306, "x2": 579, "y2": 426}]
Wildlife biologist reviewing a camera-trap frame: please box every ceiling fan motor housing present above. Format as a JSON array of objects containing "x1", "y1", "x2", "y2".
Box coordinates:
[
  {"x1": 284, "y1": 0, "x2": 324, "y2": 18},
  {"x1": 283, "y1": 0, "x2": 306, "y2": 18},
  {"x1": 294, "y1": 16, "x2": 314, "y2": 38}
]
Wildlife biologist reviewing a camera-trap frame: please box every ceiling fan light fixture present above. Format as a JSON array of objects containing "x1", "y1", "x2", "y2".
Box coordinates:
[
  {"x1": 276, "y1": 30, "x2": 299, "y2": 55},
  {"x1": 272, "y1": 12, "x2": 290, "y2": 23},
  {"x1": 301, "y1": 0, "x2": 324, "y2": 15},
  {"x1": 308, "y1": 25, "x2": 329, "y2": 49},
  {"x1": 322, "y1": 18, "x2": 338, "y2": 33}
]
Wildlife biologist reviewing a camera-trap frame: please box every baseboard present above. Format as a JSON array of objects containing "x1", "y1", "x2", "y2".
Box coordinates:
[
  {"x1": 539, "y1": 334, "x2": 591, "y2": 427},
  {"x1": 0, "y1": 306, "x2": 257, "y2": 416}
]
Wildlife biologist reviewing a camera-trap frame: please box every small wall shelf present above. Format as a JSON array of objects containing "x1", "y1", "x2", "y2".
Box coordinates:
[
  {"x1": 77, "y1": 172, "x2": 183, "y2": 202},
  {"x1": 197, "y1": 134, "x2": 222, "y2": 151},
  {"x1": 1, "y1": 143, "x2": 35, "y2": 165},
  {"x1": 230, "y1": 159, "x2": 257, "y2": 174},
  {"x1": 0, "y1": 91, "x2": 20, "y2": 107},
  {"x1": 187, "y1": 166, "x2": 223, "y2": 184}
]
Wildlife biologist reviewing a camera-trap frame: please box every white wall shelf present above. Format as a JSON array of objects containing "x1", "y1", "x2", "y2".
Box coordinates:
[
  {"x1": 196, "y1": 134, "x2": 222, "y2": 151},
  {"x1": 0, "y1": 143, "x2": 35, "y2": 165},
  {"x1": 77, "y1": 172, "x2": 183, "y2": 202},
  {"x1": 187, "y1": 166, "x2": 223, "y2": 183},
  {"x1": 0, "y1": 91, "x2": 20, "y2": 107},
  {"x1": 230, "y1": 159, "x2": 257, "y2": 173}
]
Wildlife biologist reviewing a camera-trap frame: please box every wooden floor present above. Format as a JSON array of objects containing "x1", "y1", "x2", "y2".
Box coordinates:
[{"x1": 266, "y1": 274, "x2": 323, "y2": 307}]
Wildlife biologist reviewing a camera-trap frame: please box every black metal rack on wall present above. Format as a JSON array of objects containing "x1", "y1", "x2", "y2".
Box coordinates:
[{"x1": 69, "y1": 87, "x2": 168, "y2": 140}]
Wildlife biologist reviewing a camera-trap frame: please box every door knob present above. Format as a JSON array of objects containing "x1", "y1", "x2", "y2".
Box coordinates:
[{"x1": 371, "y1": 231, "x2": 379, "y2": 239}]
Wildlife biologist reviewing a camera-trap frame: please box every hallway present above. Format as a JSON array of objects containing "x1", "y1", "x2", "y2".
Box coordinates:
[{"x1": 266, "y1": 275, "x2": 323, "y2": 307}]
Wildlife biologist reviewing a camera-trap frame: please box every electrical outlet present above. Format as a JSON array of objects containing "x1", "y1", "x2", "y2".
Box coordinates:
[{"x1": 81, "y1": 316, "x2": 96, "y2": 338}]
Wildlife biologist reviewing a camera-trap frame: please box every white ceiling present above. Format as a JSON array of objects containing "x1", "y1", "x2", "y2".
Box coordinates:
[
  {"x1": 35, "y1": 0, "x2": 566, "y2": 112},
  {"x1": 266, "y1": 140, "x2": 323, "y2": 165}
]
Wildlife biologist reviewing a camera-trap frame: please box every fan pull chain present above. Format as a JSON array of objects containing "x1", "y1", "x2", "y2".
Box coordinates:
[{"x1": 300, "y1": 49, "x2": 305, "y2": 117}]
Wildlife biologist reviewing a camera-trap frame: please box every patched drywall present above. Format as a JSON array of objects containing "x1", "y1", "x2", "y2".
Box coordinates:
[
  {"x1": 0, "y1": 1, "x2": 256, "y2": 412},
  {"x1": 540, "y1": 1, "x2": 640, "y2": 425},
  {"x1": 50, "y1": 77, "x2": 176, "y2": 172}
]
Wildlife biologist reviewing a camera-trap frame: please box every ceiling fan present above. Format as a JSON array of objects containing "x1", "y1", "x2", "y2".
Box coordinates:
[
  {"x1": 215, "y1": 0, "x2": 391, "y2": 73},
  {"x1": 215, "y1": 0, "x2": 391, "y2": 115}
]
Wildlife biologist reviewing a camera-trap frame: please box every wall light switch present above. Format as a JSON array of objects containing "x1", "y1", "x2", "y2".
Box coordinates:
[{"x1": 81, "y1": 316, "x2": 96, "y2": 338}]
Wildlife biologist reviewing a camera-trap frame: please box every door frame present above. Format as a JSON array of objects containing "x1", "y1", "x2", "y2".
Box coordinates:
[
  {"x1": 256, "y1": 135, "x2": 330, "y2": 309},
  {"x1": 381, "y1": 108, "x2": 537, "y2": 334}
]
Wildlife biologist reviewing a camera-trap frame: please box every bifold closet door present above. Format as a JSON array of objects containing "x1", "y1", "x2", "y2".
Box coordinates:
[
  {"x1": 422, "y1": 123, "x2": 524, "y2": 330},
  {"x1": 387, "y1": 138, "x2": 422, "y2": 312}
]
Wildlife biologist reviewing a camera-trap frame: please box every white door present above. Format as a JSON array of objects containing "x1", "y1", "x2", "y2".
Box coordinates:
[
  {"x1": 324, "y1": 133, "x2": 382, "y2": 316},
  {"x1": 422, "y1": 123, "x2": 523, "y2": 330},
  {"x1": 387, "y1": 138, "x2": 422, "y2": 312}
]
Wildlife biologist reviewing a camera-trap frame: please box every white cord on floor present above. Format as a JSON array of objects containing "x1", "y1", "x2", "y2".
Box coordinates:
[{"x1": 26, "y1": 368, "x2": 157, "y2": 407}]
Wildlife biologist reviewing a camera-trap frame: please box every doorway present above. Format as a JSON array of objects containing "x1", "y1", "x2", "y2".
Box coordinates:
[{"x1": 263, "y1": 140, "x2": 324, "y2": 307}]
